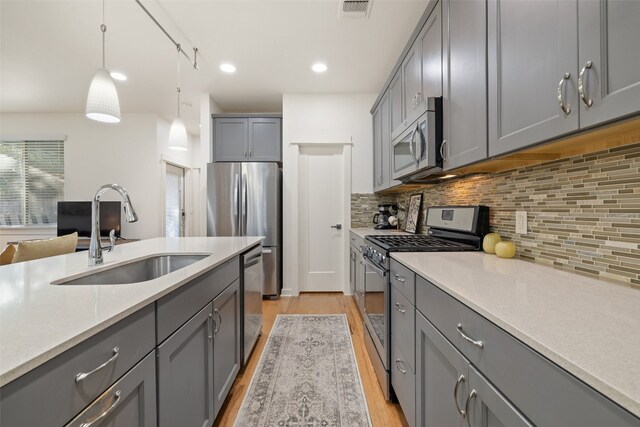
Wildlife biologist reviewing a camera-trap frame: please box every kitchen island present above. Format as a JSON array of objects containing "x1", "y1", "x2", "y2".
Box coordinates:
[{"x1": 0, "y1": 236, "x2": 263, "y2": 427}]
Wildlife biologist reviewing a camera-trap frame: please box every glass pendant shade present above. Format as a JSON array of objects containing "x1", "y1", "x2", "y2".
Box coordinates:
[
  {"x1": 168, "y1": 116, "x2": 188, "y2": 151},
  {"x1": 86, "y1": 68, "x2": 121, "y2": 123}
]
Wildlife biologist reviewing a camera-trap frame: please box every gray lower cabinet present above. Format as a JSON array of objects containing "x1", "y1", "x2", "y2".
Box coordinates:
[
  {"x1": 65, "y1": 351, "x2": 157, "y2": 427},
  {"x1": 157, "y1": 302, "x2": 215, "y2": 427},
  {"x1": 349, "y1": 245, "x2": 357, "y2": 298},
  {"x1": 578, "y1": 0, "x2": 640, "y2": 128},
  {"x1": 441, "y1": 0, "x2": 487, "y2": 170},
  {"x1": 213, "y1": 116, "x2": 282, "y2": 162},
  {"x1": 488, "y1": 0, "x2": 579, "y2": 157},
  {"x1": 213, "y1": 279, "x2": 241, "y2": 417}
]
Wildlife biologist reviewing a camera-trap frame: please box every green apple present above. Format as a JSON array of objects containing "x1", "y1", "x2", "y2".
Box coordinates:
[
  {"x1": 495, "y1": 241, "x2": 517, "y2": 258},
  {"x1": 482, "y1": 233, "x2": 502, "y2": 254}
]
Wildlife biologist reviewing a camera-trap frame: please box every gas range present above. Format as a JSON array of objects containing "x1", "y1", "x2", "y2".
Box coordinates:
[{"x1": 362, "y1": 206, "x2": 490, "y2": 270}]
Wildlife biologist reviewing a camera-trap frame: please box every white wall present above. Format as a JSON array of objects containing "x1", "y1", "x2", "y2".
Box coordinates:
[
  {"x1": 281, "y1": 93, "x2": 376, "y2": 296},
  {"x1": 1, "y1": 112, "x2": 198, "y2": 241}
]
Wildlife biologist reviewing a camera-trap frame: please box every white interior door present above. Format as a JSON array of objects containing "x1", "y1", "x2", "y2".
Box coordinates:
[
  {"x1": 165, "y1": 164, "x2": 185, "y2": 237},
  {"x1": 299, "y1": 146, "x2": 345, "y2": 292}
]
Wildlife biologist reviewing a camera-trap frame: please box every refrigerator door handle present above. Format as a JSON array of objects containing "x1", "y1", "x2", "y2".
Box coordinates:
[
  {"x1": 242, "y1": 174, "x2": 248, "y2": 235},
  {"x1": 233, "y1": 173, "x2": 240, "y2": 231}
]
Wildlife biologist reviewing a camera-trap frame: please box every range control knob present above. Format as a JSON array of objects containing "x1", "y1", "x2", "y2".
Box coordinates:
[{"x1": 381, "y1": 255, "x2": 386, "y2": 264}]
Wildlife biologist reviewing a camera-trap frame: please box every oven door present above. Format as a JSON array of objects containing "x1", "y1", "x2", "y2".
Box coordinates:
[
  {"x1": 363, "y1": 258, "x2": 389, "y2": 370},
  {"x1": 392, "y1": 120, "x2": 421, "y2": 181}
]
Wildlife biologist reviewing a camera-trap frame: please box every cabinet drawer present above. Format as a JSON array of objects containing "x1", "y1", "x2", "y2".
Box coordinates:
[
  {"x1": 350, "y1": 232, "x2": 365, "y2": 249},
  {"x1": 0, "y1": 304, "x2": 155, "y2": 427},
  {"x1": 416, "y1": 275, "x2": 639, "y2": 427},
  {"x1": 391, "y1": 336, "x2": 416, "y2": 427},
  {"x1": 390, "y1": 259, "x2": 415, "y2": 304},
  {"x1": 390, "y1": 286, "x2": 415, "y2": 371},
  {"x1": 65, "y1": 350, "x2": 157, "y2": 427},
  {"x1": 156, "y1": 257, "x2": 239, "y2": 343}
]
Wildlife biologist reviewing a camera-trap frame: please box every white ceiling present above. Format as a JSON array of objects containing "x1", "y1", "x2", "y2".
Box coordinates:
[{"x1": 0, "y1": 0, "x2": 427, "y2": 133}]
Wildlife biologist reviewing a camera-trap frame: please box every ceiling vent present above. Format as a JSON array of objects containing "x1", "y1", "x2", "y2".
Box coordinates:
[{"x1": 338, "y1": 0, "x2": 373, "y2": 19}]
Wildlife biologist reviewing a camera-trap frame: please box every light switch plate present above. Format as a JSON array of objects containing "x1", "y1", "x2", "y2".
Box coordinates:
[{"x1": 515, "y1": 211, "x2": 528, "y2": 235}]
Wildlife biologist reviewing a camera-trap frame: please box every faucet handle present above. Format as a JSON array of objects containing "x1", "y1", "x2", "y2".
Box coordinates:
[{"x1": 103, "y1": 229, "x2": 116, "y2": 252}]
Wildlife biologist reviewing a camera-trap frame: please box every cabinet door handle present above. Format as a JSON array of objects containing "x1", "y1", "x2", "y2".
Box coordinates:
[
  {"x1": 75, "y1": 347, "x2": 119, "y2": 383},
  {"x1": 578, "y1": 61, "x2": 593, "y2": 107},
  {"x1": 394, "y1": 302, "x2": 406, "y2": 314},
  {"x1": 393, "y1": 274, "x2": 406, "y2": 283},
  {"x1": 248, "y1": 148, "x2": 252, "y2": 157},
  {"x1": 464, "y1": 389, "x2": 477, "y2": 427},
  {"x1": 457, "y1": 323, "x2": 484, "y2": 348},
  {"x1": 243, "y1": 148, "x2": 247, "y2": 157},
  {"x1": 395, "y1": 358, "x2": 407, "y2": 374},
  {"x1": 208, "y1": 313, "x2": 214, "y2": 341},
  {"x1": 440, "y1": 139, "x2": 447, "y2": 161},
  {"x1": 79, "y1": 390, "x2": 122, "y2": 427},
  {"x1": 214, "y1": 309, "x2": 222, "y2": 334},
  {"x1": 557, "y1": 73, "x2": 572, "y2": 115},
  {"x1": 453, "y1": 374, "x2": 466, "y2": 417}
]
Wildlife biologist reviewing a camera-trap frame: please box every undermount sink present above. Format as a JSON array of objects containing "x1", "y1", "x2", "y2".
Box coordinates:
[{"x1": 53, "y1": 254, "x2": 209, "y2": 286}]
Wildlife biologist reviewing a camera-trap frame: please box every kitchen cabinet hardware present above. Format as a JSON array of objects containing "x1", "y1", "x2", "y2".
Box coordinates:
[
  {"x1": 208, "y1": 314, "x2": 214, "y2": 341},
  {"x1": 330, "y1": 224, "x2": 342, "y2": 230},
  {"x1": 394, "y1": 274, "x2": 406, "y2": 283},
  {"x1": 457, "y1": 323, "x2": 484, "y2": 348},
  {"x1": 578, "y1": 60, "x2": 593, "y2": 107},
  {"x1": 440, "y1": 139, "x2": 447, "y2": 160},
  {"x1": 75, "y1": 347, "x2": 119, "y2": 383},
  {"x1": 557, "y1": 73, "x2": 572, "y2": 115},
  {"x1": 214, "y1": 309, "x2": 221, "y2": 334},
  {"x1": 464, "y1": 389, "x2": 477, "y2": 427},
  {"x1": 454, "y1": 374, "x2": 467, "y2": 417},
  {"x1": 394, "y1": 302, "x2": 406, "y2": 314},
  {"x1": 396, "y1": 359, "x2": 408, "y2": 374},
  {"x1": 79, "y1": 390, "x2": 121, "y2": 427}
]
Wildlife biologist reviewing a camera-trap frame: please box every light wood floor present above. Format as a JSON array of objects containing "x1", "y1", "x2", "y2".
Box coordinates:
[{"x1": 213, "y1": 292, "x2": 409, "y2": 427}]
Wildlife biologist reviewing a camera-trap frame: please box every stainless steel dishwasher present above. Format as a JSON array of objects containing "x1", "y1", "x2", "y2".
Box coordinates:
[{"x1": 242, "y1": 245, "x2": 264, "y2": 365}]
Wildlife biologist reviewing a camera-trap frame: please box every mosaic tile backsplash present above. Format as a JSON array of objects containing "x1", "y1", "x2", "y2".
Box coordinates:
[
  {"x1": 394, "y1": 141, "x2": 640, "y2": 288},
  {"x1": 351, "y1": 193, "x2": 397, "y2": 228}
]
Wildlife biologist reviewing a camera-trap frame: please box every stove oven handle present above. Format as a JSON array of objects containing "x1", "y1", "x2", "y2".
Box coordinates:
[{"x1": 363, "y1": 258, "x2": 387, "y2": 278}]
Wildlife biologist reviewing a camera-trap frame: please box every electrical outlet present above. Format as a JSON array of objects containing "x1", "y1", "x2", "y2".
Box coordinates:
[{"x1": 515, "y1": 211, "x2": 528, "y2": 235}]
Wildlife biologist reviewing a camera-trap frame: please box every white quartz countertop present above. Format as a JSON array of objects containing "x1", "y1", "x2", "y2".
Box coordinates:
[
  {"x1": 0, "y1": 237, "x2": 263, "y2": 387},
  {"x1": 391, "y1": 251, "x2": 640, "y2": 418},
  {"x1": 350, "y1": 227, "x2": 411, "y2": 239}
]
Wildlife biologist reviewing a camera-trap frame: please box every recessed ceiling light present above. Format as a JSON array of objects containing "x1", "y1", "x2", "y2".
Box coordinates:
[
  {"x1": 312, "y1": 63, "x2": 328, "y2": 73},
  {"x1": 220, "y1": 63, "x2": 236, "y2": 73},
  {"x1": 110, "y1": 71, "x2": 127, "y2": 81}
]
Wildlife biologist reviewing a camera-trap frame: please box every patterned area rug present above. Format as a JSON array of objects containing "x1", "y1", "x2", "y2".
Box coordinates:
[{"x1": 234, "y1": 314, "x2": 372, "y2": 426}]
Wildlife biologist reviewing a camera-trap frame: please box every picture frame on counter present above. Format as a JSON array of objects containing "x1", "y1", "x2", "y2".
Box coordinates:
[{"x1": 405, "y1": 193, "x2": 423, "y2": 233}]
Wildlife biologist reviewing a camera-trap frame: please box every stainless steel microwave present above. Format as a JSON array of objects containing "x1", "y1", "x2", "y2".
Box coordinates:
[{"x1": 391, "y1": 97, "x2": 442, "y2": 181}]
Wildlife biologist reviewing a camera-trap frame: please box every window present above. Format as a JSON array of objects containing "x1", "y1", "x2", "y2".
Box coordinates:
[{"x1": 0, "y1": 140, "x2": 64, "y2": 226}]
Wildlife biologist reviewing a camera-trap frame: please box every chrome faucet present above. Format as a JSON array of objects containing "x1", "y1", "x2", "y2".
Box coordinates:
[{"x1": 89, "y1": 184, "x2": 138, "y2": 266}]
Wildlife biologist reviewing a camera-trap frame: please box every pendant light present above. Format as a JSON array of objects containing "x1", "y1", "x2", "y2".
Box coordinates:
[
  {"x1": 168, "y1": 44, "x2": 188, "y2": 151},
  {"x1": 86, "y1": 0, "x2": 121, "y2": 123}
]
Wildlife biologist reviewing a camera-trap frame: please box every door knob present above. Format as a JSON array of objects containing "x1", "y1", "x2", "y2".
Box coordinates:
[{"x1": 331, "y1": 224, "x2": 342, "y2": 230}]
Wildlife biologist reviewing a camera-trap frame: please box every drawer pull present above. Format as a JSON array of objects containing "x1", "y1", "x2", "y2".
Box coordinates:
[
  {"x1": 453, "y1": 374, "x2": 466, "y2": 417},
  {"x1": 393, "y1": 274, "x2": 406, "y2": 283},
  {"x1": 214, "y1": 309, "x2": 222, "y2": 334},
  {"x1": 75, "y1": 347, "x2": 119, "y2": 383},
  {"x1": 79, "y1": 390, "x2": 121, "y2": 427},
  {"x1": 457, "y1": 324, "x2": 484, "y2": 348},
  {"x1": 464, "y1": 389, "x2": 477, "y2": 427},
  {"x1": 395, "y1": 358, "x2": 407, "y2": 374},
  {"x1": 394, "y1": 302, "x2": 406, "y2": 314},
  {"x1": 208, "y1": 313, "x2": 214, "y2": 341}
]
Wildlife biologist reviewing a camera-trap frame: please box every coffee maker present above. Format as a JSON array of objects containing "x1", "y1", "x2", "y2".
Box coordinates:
[{"x1": 373, "y1": 204, "x2": 398, "y2": 229}]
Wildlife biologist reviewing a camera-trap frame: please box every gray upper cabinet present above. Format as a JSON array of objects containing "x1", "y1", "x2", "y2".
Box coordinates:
[
  {"x1": 578, "y1": 0, "x2": 640, "y2": 128},
  {"x1": 402, "y1": 38, "x2": 424, "y2": 128},
  {"x1": 214, "y1": 118, "x2": 248, "y2": 162},
  {"x1": 390, "y1": 71, "x2": 404, "y2": 140},
  {"x1": 213, "y1": 279, "x2": 241, "y2": 417},
  {"x1": 488, "y1": 0, "x2": 579, "y2": 157},
  {"x1": 442, "y1": 0, "x2": 487, "y2": 170},
  {"x1": 248, "y1": 118, "x2": 282, "y2": 161},
  {"x1": 157, "y1": 302, "x2": 214, "y2": 427},
  {"x1": 213, "y1": 116, "x2": 282, "y2": 162},
  {"x1": 372, "y1": 102, "x2": 383, "y2": 191},
  {"x1": 418, "y1": 1, "x2": 442, "y2": 100}
]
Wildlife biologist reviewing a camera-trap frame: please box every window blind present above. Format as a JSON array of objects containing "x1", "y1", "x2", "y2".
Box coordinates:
[{"x1": 0, "y1": 140, "x2": 64, "y2": 226}]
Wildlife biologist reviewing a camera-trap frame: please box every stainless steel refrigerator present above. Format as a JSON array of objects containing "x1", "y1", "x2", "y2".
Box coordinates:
[{"x1": 207, "y1": 162, "x2": 281, "y2": 297}]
